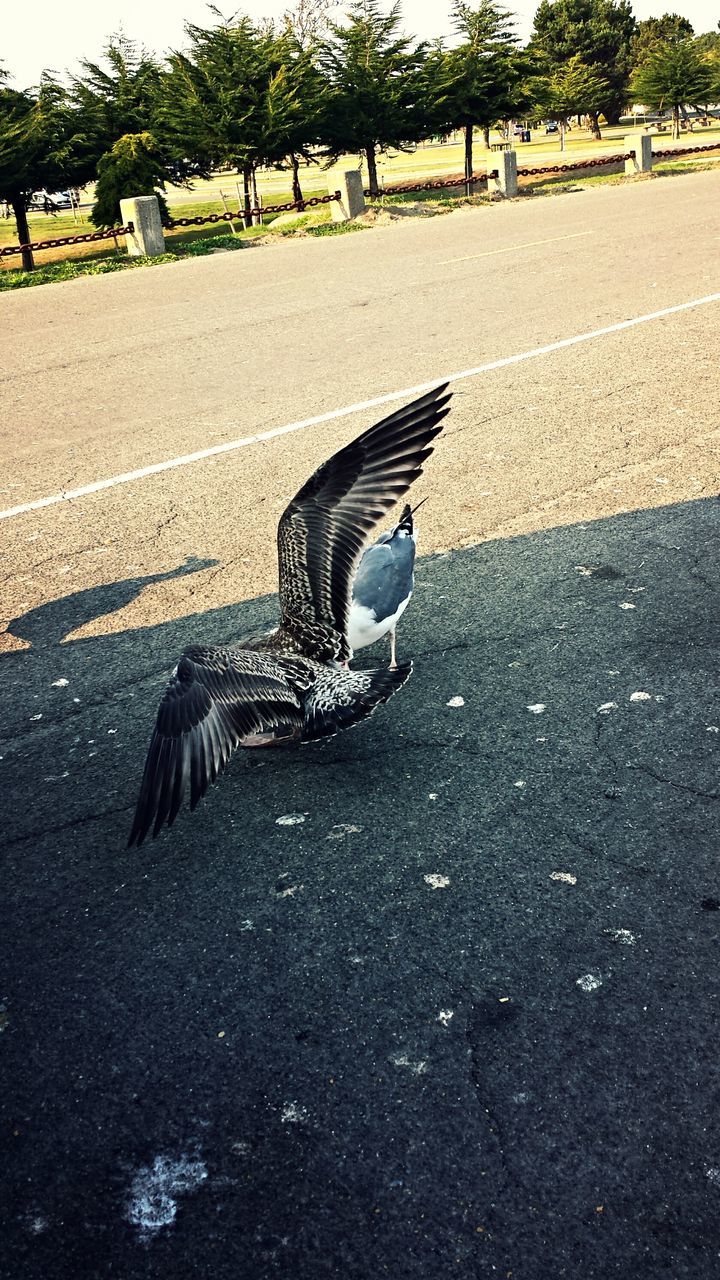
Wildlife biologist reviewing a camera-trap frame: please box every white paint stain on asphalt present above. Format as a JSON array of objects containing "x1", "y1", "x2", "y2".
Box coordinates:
[
  {"x1": 424, "y1": 874, "x2": 450, "y2": 889},
  {"x1": 603, "y1": 928, "x2": 637, "y2": 945},
  {"x1": 446, "y1": 696, "x2": 465, "y2": 707},
  {"x1": 576, "y1": 974, "x2": 603, "y2": 992},
  {"x1": 390, "y1": 1053, "x2": 428, "y2": 1075},
  {"x1": 126, "y1": 1154, "x2": 208, "y2": 1239},
  {"x1": 527, "y1": 703, "x2": 546, "y2": 714},
  {"x1": 275, "y1": 813, "x2": 307, "y2": 826},
  {"x1": 280, "y1": 1102, "x2": 308, "y2": 1124},
  {"x1": 4, "y1": 290, "x2": 720, "y2": 520},
  {"x1": 550, "y1": 871, "x2": 577, "y2": 885}
]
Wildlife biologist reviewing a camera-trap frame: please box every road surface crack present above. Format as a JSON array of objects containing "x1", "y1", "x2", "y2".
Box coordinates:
[{"x1": 631, "y1": 763, "x2": 718, "y2": 801}]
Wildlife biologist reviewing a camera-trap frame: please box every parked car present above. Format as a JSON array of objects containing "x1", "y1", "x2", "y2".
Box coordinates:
[
  {"x1": 28, "y1": 189, "x2": 73, "y2": 211},
  {"x1": 545, "y1": 121, "x2": 559, "y2": 134}
]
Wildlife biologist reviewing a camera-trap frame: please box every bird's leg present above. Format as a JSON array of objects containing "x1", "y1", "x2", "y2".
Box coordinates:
[
  {"x1": 389, "y1": 628, "x2": 398, "y2": 670},
  {"x1": 242, "y1": 727, "x2": 300, "y2": 748}
]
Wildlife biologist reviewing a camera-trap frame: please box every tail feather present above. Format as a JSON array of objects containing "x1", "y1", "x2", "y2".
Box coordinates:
[{"x1": 302, "y1": 661, "x2": 412, "y2": 742}]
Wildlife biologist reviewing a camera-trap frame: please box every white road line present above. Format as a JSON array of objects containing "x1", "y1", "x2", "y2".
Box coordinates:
[
  {"x1": 439, "y1": 230, "x2": 593, "y2": 264},
  {"x1": 2, "y1": 289, "x2": 719, "y2": 522}
]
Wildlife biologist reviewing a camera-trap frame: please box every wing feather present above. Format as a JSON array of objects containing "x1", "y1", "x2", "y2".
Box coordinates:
[
  {"x1": 277, "y1": 384, "x2": 450, "y2": 660},
  {"x1": 128, "y1": 646, "x2": 304, "y2": 846}
]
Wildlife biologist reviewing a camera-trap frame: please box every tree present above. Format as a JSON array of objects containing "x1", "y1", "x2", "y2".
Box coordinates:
[
  {"x1": 631, "y1": 39, "x2": 715, "y2": 137},
  {"x1": 0, "y1": 76, "x2": 92, "y2": 271},
  {"x1": 157, "y1": 13, "x2": 320, "y2": 221},
  {"x1": 531, "y1": 54, "x2": 609, "y2": 149},
  {"x1": 70, "y1": 35, "x2": 163, "y2": 158},
  {"x1": 437, "y1": 1, "x2": 531, "y2": 192},
  {"x1": 271, "y1": 24, "x2": 332, "y2": 202},
  {"x1": 319, "y1": 0, "x2": 428, "y2": 197},
  {"x1": 91, "y1": 132, "x2": 171, "y2": 228},
  {"x1": 531, "y1": 0, "x2": 636, "y2": 135},
  {"x1": 281, "y1": 0, "x2": 339, "y2": 50},
  {"x1": 632, "y1": 14, "x2": 694, "y2": 68},
  {"x1": 693, "y1": 29, "x2": 720, "y2": 56}
]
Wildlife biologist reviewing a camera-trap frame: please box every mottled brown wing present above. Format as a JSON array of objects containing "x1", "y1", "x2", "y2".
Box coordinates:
[
  {"x1": 301, "y1": 661, "x2": 413, "y2": 742},
  {"x1": 128, "y1": 646, "x2": 303, "y2": 846},
  {"x1": 276, "y1": 384, "x2": 451, "y2": 662}
]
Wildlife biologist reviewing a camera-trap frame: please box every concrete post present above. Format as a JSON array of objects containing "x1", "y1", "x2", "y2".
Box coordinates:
[
  {"x1": 120, "y1": 195, "x2": 166, "y2": 257},
  {"x1": 330, "y1": 171, "x2": 366, "y2": 223},
  {"x1": 489, "y1": 149, "x2": 518, "y2": 198},
  {"x1": 625, "y1": 134, "x2": 653, "y2": 175}
]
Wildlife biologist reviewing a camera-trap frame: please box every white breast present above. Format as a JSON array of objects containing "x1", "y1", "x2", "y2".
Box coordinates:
[{"x1": 347, "y1": 595, "x2": 411, "y2": 651}]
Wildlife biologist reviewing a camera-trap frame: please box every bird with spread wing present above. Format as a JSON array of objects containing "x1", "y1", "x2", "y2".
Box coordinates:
[{"x1": 127, "y1": 383, "x2": 451, "y2": 845}]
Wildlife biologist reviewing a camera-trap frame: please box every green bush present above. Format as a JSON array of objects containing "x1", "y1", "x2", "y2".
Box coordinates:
[{"x1": 92, "y1": 132, "x2": 171, "y2": 228}]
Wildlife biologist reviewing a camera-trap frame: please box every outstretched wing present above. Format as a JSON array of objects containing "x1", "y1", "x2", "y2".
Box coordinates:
[
  {"x1": 276, "y1": 384, "x2": 451, "y2": 662},
  {"x1": 301, "y1": 661, "x2": 413, "y2": 742},
  {"x1": 128, "y1": 646, "x2": 303, "y2": 846}
]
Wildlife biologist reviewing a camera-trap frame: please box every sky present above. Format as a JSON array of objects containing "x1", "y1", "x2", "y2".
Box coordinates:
[{"x1": 2, "y1": 0, "x2": 718, "y2": 88}]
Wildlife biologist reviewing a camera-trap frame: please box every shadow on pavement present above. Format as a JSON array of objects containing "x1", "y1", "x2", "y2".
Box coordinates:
[
  {"x1": 1, "y1": 496, "x2": 719, "y2": 1280},
  {"x1": 5, "y1": 555, "x2": 220, "y2": 648}
]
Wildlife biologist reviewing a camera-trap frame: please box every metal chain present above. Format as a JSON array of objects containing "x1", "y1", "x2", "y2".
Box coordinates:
[
  {"x1": 364, "y1": 173, "x2": 491, "y2": 196},
  {"x1": 0, "y1": 223, "x2": 134, "y2": 259},
  {"x1": 517, "y1": 153, "x2": 632, "y2": 177},
  {"x1": 1, "y1": 189, "x2": 343, "y2": 258},
  {"x1": 652, "y1": 141, "x2": 720, "y2": 159},
  {"x1": 166, "y1": 190, "x2": 340, "y2": 229}
]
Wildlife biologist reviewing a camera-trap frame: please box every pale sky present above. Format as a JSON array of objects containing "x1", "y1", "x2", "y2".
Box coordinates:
[{"x1": 3, "y1": 0, "x2": 718, "y2": 89}]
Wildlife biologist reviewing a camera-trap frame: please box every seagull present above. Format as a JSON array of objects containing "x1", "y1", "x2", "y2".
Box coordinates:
[
  {"x1": 127, "y1": 384, "x2": 451, "y2": 845},
  {"x1": 348, "y1": 499, "x2": 425, "y2": 669}
]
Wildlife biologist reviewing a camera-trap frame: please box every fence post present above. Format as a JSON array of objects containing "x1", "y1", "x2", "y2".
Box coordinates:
[
  {"x1": 625, "y1": 134, "x2": 653, "y2": 175},
  {"x1": 489, "y1": 150, "x2": 518, "y2": 198},
  {"x1": 120, "y1": 195, "x2": 166, "y2": 257},
  {"x1": 330, "y1": 171, "x2": 365, "y2": 223}
]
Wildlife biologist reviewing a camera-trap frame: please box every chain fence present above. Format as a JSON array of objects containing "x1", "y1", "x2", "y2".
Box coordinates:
[
  {"x1": 0, "y1": 222, "x2": 134, "y2": 259},
  {"x1": 652, "y1": 141, "x2": 720, "y2": 159},
  {"x1": 166, "y1": 190, "x2": 340, "y2": 228},
  {"x1": 365, "y1": 172, "x2": 494, "y2": 197},
  {"x1": 517, "y1": 152, "x2": 632, "y2": 177},
  {"x1": 2, "y1": 140, "x2": 719, "y2": 260}
]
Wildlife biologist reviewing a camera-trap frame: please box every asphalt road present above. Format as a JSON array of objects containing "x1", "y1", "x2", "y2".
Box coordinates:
[{"x1": 2, "y1": 170, "x2": 719, "y2": 1278}]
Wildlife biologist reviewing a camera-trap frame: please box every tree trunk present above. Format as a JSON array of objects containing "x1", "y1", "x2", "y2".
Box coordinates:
[
  {"x1": 365, "y1": 144, "x2": 379, "y2": 198},
  {"x1": 290, "y1": 153, "x2": 304, "y2": 206},
  {"x1": 559, "y1": 120, "x2": 566, "y2": 152},
  {"x1": 242, "y1": 166, "x2": 252, "y2": 229},
  {"x1": 11, "y1": 196, "x2": 34, "y2": 272},
  {"x1": 588, "y1": 110, "x2": 602, "y2": 141},
  {"x1": 482, "y1": 126, "x2": 490, "y2": 149},
  {"x1": 464, "y1": 123, "x2": 474, "y2": 197},
  {"x1": 672, "y1": 106, "x2": 680, "y2": 140}
]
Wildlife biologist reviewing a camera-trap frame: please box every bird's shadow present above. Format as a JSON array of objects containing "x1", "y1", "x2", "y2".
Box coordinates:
[
  {"x1": 4, "y1": 555, "x2": 221, "y2": 649},
  {"x1": 0, "y1": 554, "x2": 292, "y2": 852}
]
